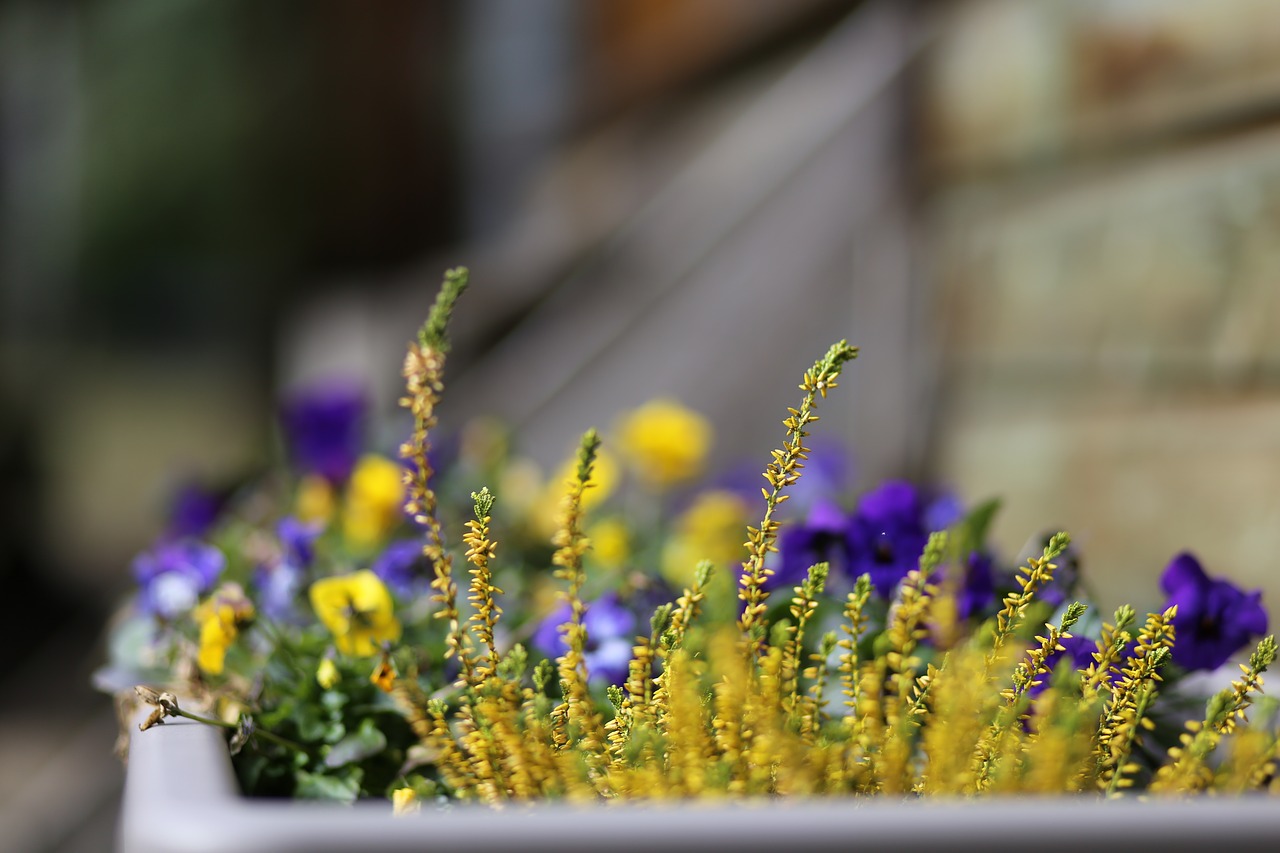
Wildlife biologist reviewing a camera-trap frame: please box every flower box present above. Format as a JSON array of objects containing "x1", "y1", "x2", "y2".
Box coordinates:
[
  {"x1": 119, "y1": 707, "x2": 1280, "y2": 853},
  {"x1": 107, "y1": 269, "x2": 1280, "y2": 850}
]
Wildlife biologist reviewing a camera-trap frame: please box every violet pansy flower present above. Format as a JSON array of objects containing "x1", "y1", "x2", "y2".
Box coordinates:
[
  {"x1": 1160, "y1": 551, "x2": 1267, "y2": 672},
  {"x1": 532, "y1": 593, "x2": 636, "y2": 685},
  {"x1": 957, "y1": 550, "x2": 996, "y2": 620},
  {"x1": 165, "y1": 481, "x2": 228, "y2": 540},
  {"x1": 133, "y1": 539, "x2": 226, "y2": 619},
  {"x1": 277, "y1": 516, "x2": 321, "y2": 568},
  {"x1": 255, "y1": 517, "x2": 322, "y2": 620},
  {"x1": 370, "y1": 539, "x2": 429, "y2": 596},
  {"x1": 279, "y1": 380, "x2": 367, "y2": 483},
  {"x1": 772, "y1": 498, "x2": 851, "y2": 591},
  {"x1": 846, "y1": 480, "x2": 929, "y2": 598}
]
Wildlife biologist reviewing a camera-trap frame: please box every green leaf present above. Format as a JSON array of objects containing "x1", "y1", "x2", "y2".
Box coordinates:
[
  {"x1": 957, "y1": 497, "x2": 1001, "y2": 557},
  {"x1": 323, "y1": 717, "x2": 388, "y2": 768},
  {"x1": 294, "y1": 769, "x2": 361, "y2": 804},
  {"x1": 294, "y1": 705, "x2": 328, "y2": 742}
]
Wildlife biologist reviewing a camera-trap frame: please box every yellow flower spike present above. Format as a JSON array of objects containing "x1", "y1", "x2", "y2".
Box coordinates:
[
  {"x1": 316, "y1": 657, "x2": 339, "y2": 690},
  {"x1": 309, "y1": 570, "x2": 401, "y2": 656},
  {"x1": 391, "y1": 786, "x2": 420, "y2": 816},
  {"x1": 342, "y1": 455, "x2": 406, "y2": 551},
  {"x1": 295, "y1": 474, "x2": 336, "y2": 524},
  {"x1": 614, "y1": 399, "x2": 712, "y2": 489},
  {"x1": 530, "y1": 448, "x2": 620, "y2": 539}
]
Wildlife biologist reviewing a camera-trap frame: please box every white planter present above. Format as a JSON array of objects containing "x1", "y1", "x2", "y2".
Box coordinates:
[{"x1": 119, "y1": 711, "x2": 1280, "y2": 853}]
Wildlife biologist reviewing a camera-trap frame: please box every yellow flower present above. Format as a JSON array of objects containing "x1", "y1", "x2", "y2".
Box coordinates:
[
  {"x1": 614, "y1": 399, "x2": 712, "y2": 489},
  {"x1": 193, "y1": 584, "x2": 255, "y2": 676},
  {"x1": 309, "y1": 570, "x2": 401, "y2": 656},
  {"x1": 391, "y1": 787, "x2": 420, "y2": 815},
  {"x1": 295, "y1": 474, "x2": 336, "y2": 524},
  {"x1": 342, "y1": 455, "x2": 405, "y2": 551},
  {"x1": 588, "y1": 517, "x2": 631, "y2": 569},
  {"x1": 316, "y1": 657, "x2": 339, "y2": 690},
  {"x1": 661, "y1": 490, "x2": 750, "y2": 589}
]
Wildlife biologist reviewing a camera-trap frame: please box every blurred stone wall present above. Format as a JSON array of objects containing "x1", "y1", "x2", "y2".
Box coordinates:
[{"x1": 919, "y1": 0, "x2": 1280, "y2": 610}]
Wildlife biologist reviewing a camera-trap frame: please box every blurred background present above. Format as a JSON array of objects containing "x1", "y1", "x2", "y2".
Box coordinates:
[{"x1": 2, "y1": 0, "x2": 1279, "y2": 848}]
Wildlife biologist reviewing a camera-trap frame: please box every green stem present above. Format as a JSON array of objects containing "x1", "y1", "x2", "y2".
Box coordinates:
[{"x1": 170, "y1": 706, "x2": 307, "y2": 754}]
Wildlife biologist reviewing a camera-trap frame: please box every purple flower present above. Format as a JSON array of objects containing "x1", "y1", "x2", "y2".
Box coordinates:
[
  {"x1": 370, "y1": 539, "x2": 429, "y2": 596},
  {"x1": 255, "y1": 562, "x2": 304, "y2": 622},
  {"x1": 1160, "y1": 552, "x2": 1268, "y2": 672},
  {"x1": 277, "y1": 516, "x2": 320, "y2": 568},
  {"x1": 709, "y1": 441, "x2": 850, "y2": 517},
  {"x1": 254, "y1": 517, "x2": 322, "y2": 620},
  {"x1": 771, "y1": 499, "x2": 851, "y2": 591},
  {"x1": 846, "y1": 480, "x2": 930, "y2": 598},
  {"x1": 923, "y1": 491, "x2": 965, "y2": 534},
  {"x1": 532, "y1": 593, "x2": 636, "y2": 685},
  {"x1": 957, "y1": 550, "x2": 996, "y2": 620},
  {"x1": 133, "y1": 539, "x2": 226, "y2": 619},
  {"x1": 279, "y1": 380, "x2": 367, "y2": 483},
  {"x1": 165, "y1": 481, "x2": 228, "y2": 539}
]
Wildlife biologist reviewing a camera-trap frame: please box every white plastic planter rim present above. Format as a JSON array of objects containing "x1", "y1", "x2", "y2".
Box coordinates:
[{"x1": 119, "y1": 712, "x2": 1280, "y2": 853}]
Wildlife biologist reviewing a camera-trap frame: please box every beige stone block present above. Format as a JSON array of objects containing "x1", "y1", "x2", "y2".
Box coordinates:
[
  {"x1": 920, "y1": 0, "x2": 1280, "y2": 177},
  {"x1": 932, "y1": 123, "x2": 1280, "y2": 385},
  {"x1": 935, "y1": 394, "x2": 1280, "y2": 614}
]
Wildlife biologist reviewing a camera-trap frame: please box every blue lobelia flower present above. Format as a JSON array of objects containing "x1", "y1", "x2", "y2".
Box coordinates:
[
  {"x1": 278, "y1": 379, "x2": 368, "y2": 483},
  {"x1": 133, "y1": 539, "x2": 226, "y2": 619},
  {"x1": 532, "y1": 593, "x2": 636, "y2": 686},
  {"x1": 846, "y1": 480, "x2": 930, "y2": 598},
  {"x1": 1160, "y1": 551, "x2": 1268, "y2": 672}
]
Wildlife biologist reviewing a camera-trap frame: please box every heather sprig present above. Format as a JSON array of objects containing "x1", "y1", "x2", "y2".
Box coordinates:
[
  {"x1": 401, "y1": 267, "x2": 471, "y2": 670},
  {"x1": 738, "y1": 340, "x2": 858, "y2": 650}
]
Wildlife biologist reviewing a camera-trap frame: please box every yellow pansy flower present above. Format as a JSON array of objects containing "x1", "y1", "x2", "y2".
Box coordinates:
[
  {"x1": 660, "y1": 490, "x2": 750, "y2": 590},
  {"x1": 342, "y1": 455, "x2": 405, "y2": 551},
  {"x1": 614, "y1": 399, "x2": 712, "y2": 489},
  {"x1": 295, "y1": 474, "x2": 336, "y2": 524},
  {"x1": 587, "y1": 517, "x2": 631, "y2": 569},
  {"x1": 193, "y1": 583, "x2": 255, "y2": 676},
  {"x1": 309, "y1": 570, "x2": 401, "y2": 656}
]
